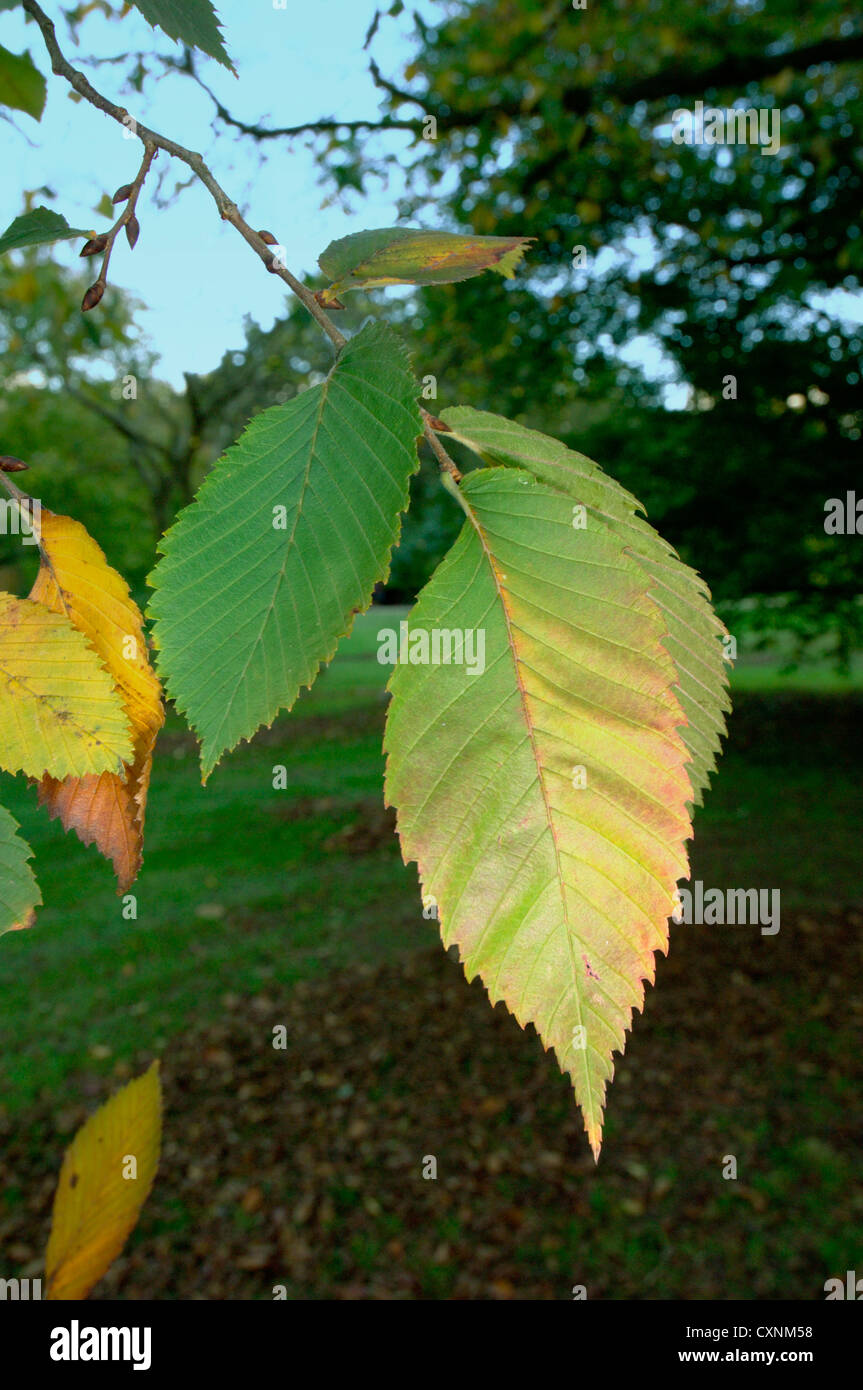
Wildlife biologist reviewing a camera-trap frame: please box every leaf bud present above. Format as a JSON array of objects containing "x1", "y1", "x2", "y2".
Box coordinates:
[
  {"x1": 79, "y1": 234, "x2": 109, "y2": 258},
  {"x1": 82, "y1": 281, "x2": 105, "y2": 312}
]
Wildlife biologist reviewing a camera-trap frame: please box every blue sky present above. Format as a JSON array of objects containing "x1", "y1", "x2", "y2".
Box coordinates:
[{"x1": 1, "y1": 1, "x2": 431, "y2": 383}]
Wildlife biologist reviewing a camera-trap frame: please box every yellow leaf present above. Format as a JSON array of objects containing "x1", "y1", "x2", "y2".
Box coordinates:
[
  {"x1": 30, "y1": 511, "x2": 164, "y2": 892},
  {"x1": 45, "y1": 1061, "x2": 162, "y2": 1301},
  {"x1": 0, "y1": 592, "x2": 133, "y2": 779}
]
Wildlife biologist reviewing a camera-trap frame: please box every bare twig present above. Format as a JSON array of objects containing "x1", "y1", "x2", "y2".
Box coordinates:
[
  {"x1": 21, "y1": 1, "x2": 468, "y2": 491},
  {"x1": 0, "y1": 464, "x2": 57, "y2": 573},
  {"x1": 80, "y1": 141, "x2": 157, "y2": 309},
  {"x1": 0, "y1": 469, "x2": 47, "y2": 565},
  {"x1": 368, "y1": 58, "x2": 427, "y2": 112},
  {"x1": 0, "y1": 470, "x2": 28, "y2": 502},
  {"x1": 421, "y1": 409, "x2": 461, "y2": 482},
  {"x1": 21, "y1": 0, "x2": 346, "y2": 351},
  {"x1": 166, "y1": 47, "x2": 421, "y2": 143}
]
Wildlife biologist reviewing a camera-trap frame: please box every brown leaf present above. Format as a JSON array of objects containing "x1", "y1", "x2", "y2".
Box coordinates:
[{"x1": 37, "y1": 772, "x2": 143, "y2": 894}]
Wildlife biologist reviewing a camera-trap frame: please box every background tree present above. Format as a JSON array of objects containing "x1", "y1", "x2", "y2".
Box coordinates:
[
  {"x1": 12, "y1": 0, "x2": 859, "y2": 646},
  {"x1": 0, "y1": 247, "x2": 466, "y2": 600},
  {"x1": 224, "y1": 0, "x2": 861, "y2": 657}
]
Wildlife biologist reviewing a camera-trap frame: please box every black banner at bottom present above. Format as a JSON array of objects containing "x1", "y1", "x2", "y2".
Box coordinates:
[{"x1": 2, "y1": 1297, "x2": 858, "y2": 1374}]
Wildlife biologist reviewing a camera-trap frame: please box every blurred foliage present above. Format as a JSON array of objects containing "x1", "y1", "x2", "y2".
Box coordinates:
[
  {"x1": 319, "y1": 0, "x2": 863, "y2": 657},
  {"x1": 3, "y1": 0, "x2": 861, "y2": 655},
  {"x1": 0, "y1": 255, "x2": 454, "y2": 601},
  {"x1": 0, "y1": 254, "x2": 158, "y2": 594}
]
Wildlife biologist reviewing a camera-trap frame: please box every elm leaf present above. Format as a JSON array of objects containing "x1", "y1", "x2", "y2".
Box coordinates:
[
  {"x1": 384, "y1": 448, "x2": 729, "y2": 1157},
  {"x1": 128, "y1": 0, "x2": 233, "y2": 71},
  {"x1": 441, "y1": 407, "x2": 731, "y2": 806},
  {"x1": 317, "y1": 227, "x2": 533, "y2": 307},
  {"x1": 0, "y1": 592, "x2": 133, "y2": 780},
  {"x1": 0, "y1": 804, "x2": 40, "y2": 936},
  {"x1": 0, "y1": 207, "x2": 91, "y2": 258},
  {"x1": 45, "y1": 1063, "x2": 161, "y2": 1300},
  {"x1": 148, "y1": 322, "x2": 420, "y2": 780},
  {"x1": 0, "y1": 44, "x2": 46, "y2": 120}
]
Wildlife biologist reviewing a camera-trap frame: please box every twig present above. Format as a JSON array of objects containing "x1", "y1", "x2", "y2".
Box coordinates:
[
  {"x1": 0, "y1": 467, "x2": 50, "y2": 564},
  {"x1": 22, "y1": 1, "x2": 466, "y2": 490},
  {"x1": 79, "y1": 141, "x2": 157, "y2": 309},
  {"x1": 363, "y1": 9, "x2": 381, "y2": 52},
  {"x1": 368, "y1": 58, "x2": 428, "y2": 112},
  {"x1": 421, "y1": 409, "x2": 461, "y2": 482},
  {"x1": 166, "y1": 48, "x2": 420, "y2": 143},
  {"x1": 21, "y1": 0, "x2": 346, "y2": 351},
  {"x1": 0, "y1": 469, "x2": 28, "y2": 503}
]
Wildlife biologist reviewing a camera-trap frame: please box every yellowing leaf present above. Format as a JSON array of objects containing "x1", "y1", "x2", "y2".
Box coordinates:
[
  {"x1": 384, "y1": 420, "x2": 730, "y2": 1157},
  {"x1": 316, "y1": 227, "x2": 533, "y2": 306},
  {"x1": 45, "y1": 1062, "x2": 162, "y2": 1301},
  {"x1": 30, "y1": 512, "x2": 164, "y2": 892},
  {"x1": 0, "y1": 592, "x2": 133, "y2": 780}
]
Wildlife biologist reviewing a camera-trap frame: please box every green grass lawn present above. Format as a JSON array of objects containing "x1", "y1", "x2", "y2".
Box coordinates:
[
  {"x1": 0, "y1": 607, "x2": 860, "y2": 1112},
  {"x1": 0, "y1": 607, "x2": 417, "y2": 1109},
  {"x1": 730, "y1": 650, "x2": 863, "y2": 693}
]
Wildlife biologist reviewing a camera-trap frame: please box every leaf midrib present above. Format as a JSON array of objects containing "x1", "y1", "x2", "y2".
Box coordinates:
[
  {"x1": 204, "y1": 372, "x2": 332, "y2": 762},
  {"x1": 463, "y1": 495, "x2": 599, "y2": 1149}
]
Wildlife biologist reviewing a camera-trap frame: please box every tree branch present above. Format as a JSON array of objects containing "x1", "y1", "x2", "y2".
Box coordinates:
[
  {"x1": 62, "y1": 380, "x2": 167, "y2": 465},
  {"x1": 0, "y1": 467, "x2": 51, "y2": 567},
  {"x1": 191, "y1": 30, "x2": 863, "y2": 152},
  {"x1": 21, "y1": 2, "x2": 470, "y2": 490},
  {"x1": 23, "y1": 340, "x2": 169, "y2": 465},
  {"x1": 369, "y1": 32, "x2": 863, "y2": 134},
  {"x1": 420, "y1": 410, "x2": 461, "y2": 483},
  {"x1": 79, "y1": 140, "x2": 157, "y2": 310},
  {"x1": 367, "y1": 57, "x2": 428, "y2": 112},
  {"x1": 21, "y1": 0, "x2": 347, "y2": 352},
  {"x1": 168, "y1": 47, "x2": 421, "y2": 142},
  {"x1": 0, "y1": 470, "x2": 28, "y2": 504}
]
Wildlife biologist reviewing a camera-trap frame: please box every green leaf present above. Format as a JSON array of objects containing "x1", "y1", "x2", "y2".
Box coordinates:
[
  {"x1": 0, "y1": 44, "x2": 46, "y2": 120},
  {"x1": 148, "y1": 322, "x2": 420, "y2": 780},
  {"x1": 0, "y1": 803, "x2": 40, "y2": 936},
  {"x1": 440, "y1": 408, "x2": 731, "y2": 806},
  {"x1": 317, "y1": 227, "x2": 533, "y2": 307},
  {"x1": 0, "y1": 207, "x2": 91, "y2": 258},
  {"x1": 128, "y1": 0, "x2": 233, "y2": 71},
  {"x1": 384, "y1": 462, "x2": 727, "y2": 1157}
]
